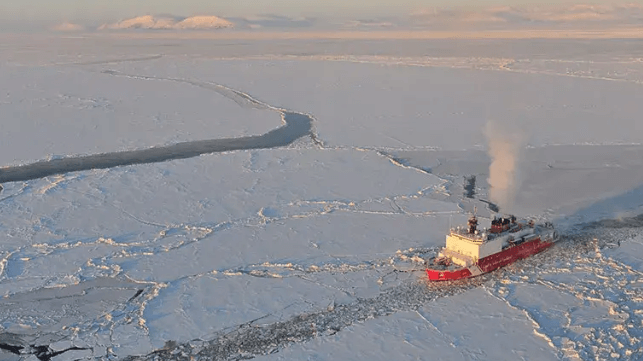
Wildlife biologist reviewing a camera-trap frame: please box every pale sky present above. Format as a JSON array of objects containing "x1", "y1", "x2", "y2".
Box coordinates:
[{"x1": 0, "y1": 0, "x2": 625, "y2": 25}]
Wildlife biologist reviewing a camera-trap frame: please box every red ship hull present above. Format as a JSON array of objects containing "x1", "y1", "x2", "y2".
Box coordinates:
[
  {"x1": 426, "y1": 267, "x2": 473, "y2": 281},
  {"x1": 426, "y1": 237, "x2": 554, "y2": 281}
]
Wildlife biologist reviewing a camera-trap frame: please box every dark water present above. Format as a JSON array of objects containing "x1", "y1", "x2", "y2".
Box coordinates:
[{"x1": 0, "y1": 111, "x2": 312, "y2": 184}]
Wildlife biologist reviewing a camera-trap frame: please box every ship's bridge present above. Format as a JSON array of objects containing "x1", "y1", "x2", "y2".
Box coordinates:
[{"x1": 445, "y1": 229, "x2": 505, "y2": 266}]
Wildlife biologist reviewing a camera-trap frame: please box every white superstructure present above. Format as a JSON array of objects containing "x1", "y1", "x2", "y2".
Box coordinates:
[
  {"x1": 444, "y1": 226, "x2": 538, "y2": 266},
  {"x1": 428, "y1": 214, "x2": 559, "y2": 281}
]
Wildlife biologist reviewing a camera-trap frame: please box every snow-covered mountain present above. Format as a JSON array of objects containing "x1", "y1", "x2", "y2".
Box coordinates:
[
  {"x1": 173, "y1": 16, "x2": 234, "y2": 30},
  {"x1": 98, "y1": 15, "x2": 175, "y2": 30},
  {"x1": 99, "y1": 15, "x2": 233, "y2": 30}
]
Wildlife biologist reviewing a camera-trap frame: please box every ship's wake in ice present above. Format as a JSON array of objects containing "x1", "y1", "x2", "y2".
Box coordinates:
[{"x1": 119, "y1": 218, "x2": 643, "y2": 361}]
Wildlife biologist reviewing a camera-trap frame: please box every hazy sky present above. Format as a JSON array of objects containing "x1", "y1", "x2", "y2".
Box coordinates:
[{"x1": 0, "y1": 0, "x2": 625, "y2": 25}]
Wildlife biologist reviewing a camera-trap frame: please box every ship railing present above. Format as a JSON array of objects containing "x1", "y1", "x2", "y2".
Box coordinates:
[{"x1": 449, "y1": 230, "x2": 487, "y2": 243}]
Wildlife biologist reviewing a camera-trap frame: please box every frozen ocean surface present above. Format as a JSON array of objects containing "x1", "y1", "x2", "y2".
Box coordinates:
[{"x1": 0, "y1": 34, "x2": 642, "y2": 360}]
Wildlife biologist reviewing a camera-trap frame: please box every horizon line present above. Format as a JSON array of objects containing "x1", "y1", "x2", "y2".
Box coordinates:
[{"x1": 20, "y1": 27, "x2": 643, "y2": 40}]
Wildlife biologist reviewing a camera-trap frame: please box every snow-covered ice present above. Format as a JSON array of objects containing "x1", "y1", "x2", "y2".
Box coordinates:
[
  {"x1": 0, "y1": 65, "x2": 283, "y2": 166},
  {"x1": 0, "y1": 34, "x2": 642, "y2": 360}
]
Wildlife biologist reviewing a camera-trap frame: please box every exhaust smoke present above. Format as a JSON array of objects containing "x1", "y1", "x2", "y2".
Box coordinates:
[{"x1": 485, "y1": 120, "x2": 527, "y2": 212}]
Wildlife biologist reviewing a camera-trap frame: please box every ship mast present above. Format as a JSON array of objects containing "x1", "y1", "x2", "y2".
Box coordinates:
[{"x1": 468, "y1": 206, "x2": 478, "y2": 234}]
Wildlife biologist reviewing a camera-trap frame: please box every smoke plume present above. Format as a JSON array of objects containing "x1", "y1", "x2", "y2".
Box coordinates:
[{"x1": 485, "y1": 120, "x2": 527, "y2": 212}]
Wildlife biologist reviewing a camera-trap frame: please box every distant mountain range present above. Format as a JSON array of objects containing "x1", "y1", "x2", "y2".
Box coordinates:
[
  {"x1": 49, "y1": 4, "x2": 643, "y2": 33},
  {"x1": 98, "y1": 15, "x2": 234, "y2": 30}
]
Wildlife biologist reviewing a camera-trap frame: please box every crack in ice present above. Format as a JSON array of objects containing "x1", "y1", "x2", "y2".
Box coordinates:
[{"x1": 0, "y1": 71, "x2": 317, "y2": 185}]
